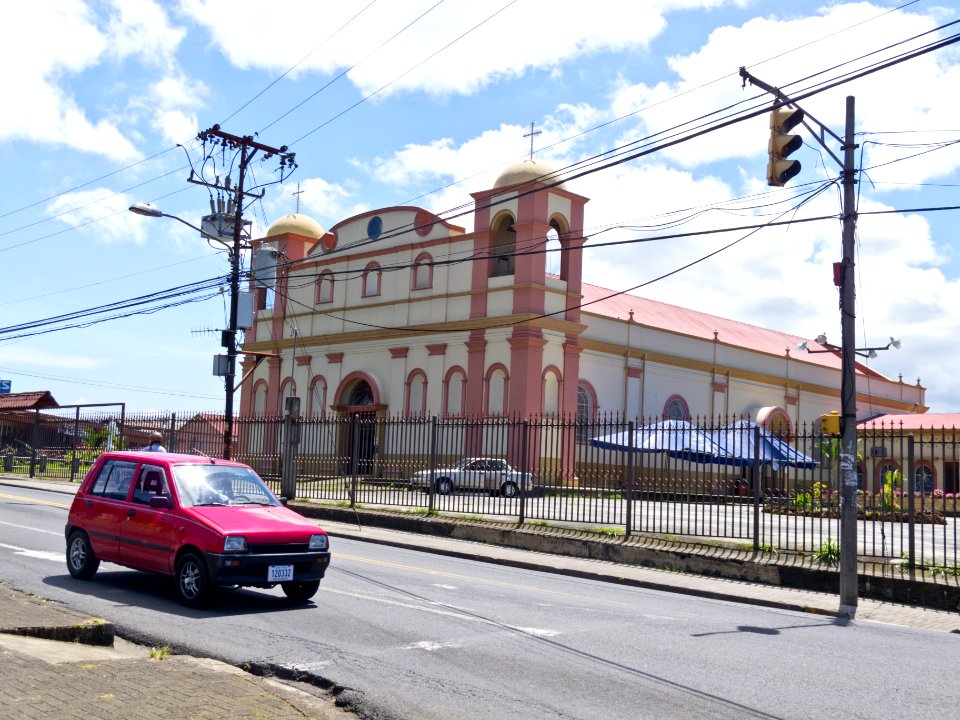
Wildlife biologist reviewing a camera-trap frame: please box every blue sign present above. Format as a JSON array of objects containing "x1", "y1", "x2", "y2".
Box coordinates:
[{"x1": 0, "y1": 380, "x2": 10, "y2": 394}]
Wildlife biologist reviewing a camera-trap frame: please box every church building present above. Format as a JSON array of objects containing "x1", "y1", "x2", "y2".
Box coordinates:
[{"x1": 239, "y1": 159, "x2": 926, "y2": 435}]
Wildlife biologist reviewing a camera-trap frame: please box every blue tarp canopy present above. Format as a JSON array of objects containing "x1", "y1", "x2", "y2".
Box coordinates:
[
  {"x1": 590, "y1": 419, "x2": 748, "y2": 465},
  {"x1": 709, "y1": 420, "x2": 818, "y2": 471},
  {"x1": 590, "y1": 419, "x2": 817, "y2": 470}
]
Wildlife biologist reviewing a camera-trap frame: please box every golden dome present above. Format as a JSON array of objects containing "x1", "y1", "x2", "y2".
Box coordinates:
[
  {"x1": 266, "y1": 214, "x2": 324, "y2": 239},
  {"x1": 493, "y1": 158, "x2": 566, "y2": 190}
]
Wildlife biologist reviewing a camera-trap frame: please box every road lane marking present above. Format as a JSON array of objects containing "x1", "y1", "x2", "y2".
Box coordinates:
[
  {"x1": 332, "y1": 551, "x2": 681, "y2": 619},
  {"x1": 0, "y1": 542, "x2": 63, "y2": 563},
  {"x1": 322, "y1": 587, "x2": 561, "y2": 639},
  {"x1": 0, "y1": 520, "x2": 63, "y2": 536},
  {"x1": 0, "y1": 492, "x2": 71, "y2": 510}
]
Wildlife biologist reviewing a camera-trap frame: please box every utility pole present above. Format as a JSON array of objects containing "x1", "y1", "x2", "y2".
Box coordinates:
[
  {"x1": 739, "y1": 69, "x2": 860, "y2": 615},
  {"x1": 838, "y1": 96, "x2": 859, "y2": 615},
  {"x1": 194, "y1": 125, "x2": 296, "y2": 460}
]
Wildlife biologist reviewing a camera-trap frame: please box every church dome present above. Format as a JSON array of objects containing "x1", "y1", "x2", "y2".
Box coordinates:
[
  {"x1": 266, "y1": 213, "x2": 324, "y2": 239},
  {"x1": 493, "y1": 158, "x2": 566, "y2": 190}
]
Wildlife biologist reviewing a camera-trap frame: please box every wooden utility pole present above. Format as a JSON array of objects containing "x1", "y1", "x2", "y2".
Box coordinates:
[{"x1": 194, "y1": 125, "x2": 296, "y2": 460}]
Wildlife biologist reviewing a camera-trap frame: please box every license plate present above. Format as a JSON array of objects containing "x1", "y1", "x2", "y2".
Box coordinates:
[{"x1": 268, "y1": 564, "x2": 294, "y2": 582}]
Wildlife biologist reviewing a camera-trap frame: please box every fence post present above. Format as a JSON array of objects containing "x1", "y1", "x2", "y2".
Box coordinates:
[
  {"x1": 168, "y1": 413, "x2": 177, "y2": 453},
  {"x1": 29, "y1": 409, "x2": 40, "y2": 478},
  {"x1": 70, "y1": 407, "x2": 80, "y2": 481},
  {"x1": 427, "y1": 416, "x2": 438, "y2": 514},
  {"x1": 625, "y1": 419, "x2": 635, "y2": 537},
  {"x1": 907, "y1": 434, "x2": 916, "y2": 577},
  {"x1": 281, "y1": 397, "x2": 301, "y2": 500},
  {"x1": 349, "y1": 414, "x2": 359, "y2": 508},
  {"x1": 518, "y1": 420, "x2": 529, "y2": 524},
  {"x1": 753, "y1": 423, "x2": 761, "y2": 552}
]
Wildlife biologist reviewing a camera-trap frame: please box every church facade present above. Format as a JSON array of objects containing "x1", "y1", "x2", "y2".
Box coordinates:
[{"x1": 239, "y1": 160, "x2": 926, "y2": 436}]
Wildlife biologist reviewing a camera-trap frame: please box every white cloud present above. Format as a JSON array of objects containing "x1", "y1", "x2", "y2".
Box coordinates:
[
  {"x1": 266, "y1": 179, "x2": 359, "y2": 230},
  {"x1": 179, "y1": 0, "x2": 730, "y2": 97},
  {"x1": 46, "y1": 190, "x2": 150, "y2": 244},
  {"x1": 105, "y1": 0, "x2": 185, "y2": 66},
  {"x1": 0, "y1": 1, "x2": 140, "y2": 160},
  {"x1": 0, "y1": 346, "x2": 99, "y2": 370},
  {"x1": 606, "y1": 2, "x2": 960, "y2": 185}
]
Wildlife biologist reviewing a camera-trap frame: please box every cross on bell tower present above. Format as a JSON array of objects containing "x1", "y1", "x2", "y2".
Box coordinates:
[{"x1": 523, "y1": 122, "x2": 542, "y2": 160}]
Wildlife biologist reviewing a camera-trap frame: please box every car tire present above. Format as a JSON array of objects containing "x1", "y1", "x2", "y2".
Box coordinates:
[
  {"x1": 176, "y1": 552, "x2": 211, "y2": 608},
  {"x1": 66, "y1": 530, "x2": 100, "y2": 580},
  {"x1": 282, "y1": 580, "x2": 321, "y2": 603},
  {"x1": 500, "y1": 481, "x2": 518, "y2": 498},
  {"x1": 436, "y1": 477, "x2": 453, "y2": 495}
]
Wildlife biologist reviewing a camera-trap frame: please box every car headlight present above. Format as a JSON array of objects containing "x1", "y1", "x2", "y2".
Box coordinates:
[
  {"x1": 308, "y1": 534, "x2": 329, "y2": 551},
  {"x1": 223, "y1": 536, "x2": 248, "y2": 553}
]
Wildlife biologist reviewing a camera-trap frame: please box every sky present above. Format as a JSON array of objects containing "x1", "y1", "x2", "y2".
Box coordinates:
[{"x1": 1, "y1": 0, "x2": 959, "y2": 415}]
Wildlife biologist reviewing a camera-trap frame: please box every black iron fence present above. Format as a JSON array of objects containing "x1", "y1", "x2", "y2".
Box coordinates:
[{"x1": 3, "y1": 408, "x2": 958, "y2": 574}]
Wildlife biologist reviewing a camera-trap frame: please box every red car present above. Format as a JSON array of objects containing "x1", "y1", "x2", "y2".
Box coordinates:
[{"x1": 65, "y1": 451, "x2": 331, "y2": 607}]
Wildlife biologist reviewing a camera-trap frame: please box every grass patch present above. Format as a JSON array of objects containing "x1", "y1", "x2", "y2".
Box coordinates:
[
  {"x1": 596, "y1": 527, "x2": 625, "y2": 537},
  {"x1": 453, "y1": 514, "x2": 486, "y2": 522},
  {"x1": 149, "y1": 646, "x2": 173, "y2": 661},
  {"x1": 526, "y1": 520, "x2": 549, "y2": 527},
  {"x1": 406, "y1": 507, "x2": 440, "y2": 517},
  {"x1": 813, "y1": 538, "x2": 841, "y2": 566}
]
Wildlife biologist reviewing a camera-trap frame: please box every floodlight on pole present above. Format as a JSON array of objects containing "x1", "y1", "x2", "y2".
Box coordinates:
[{"x1": 797, "y1": 334, "x2": 902, "y2": 360}]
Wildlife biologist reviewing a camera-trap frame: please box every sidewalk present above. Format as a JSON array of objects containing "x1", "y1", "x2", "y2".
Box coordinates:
[
  {"x1": 0, "y1": 476, "x2": 957, "y2": 719},
  {"x1": 0, "y1": 584, "x2": 349, "y2": 719}
]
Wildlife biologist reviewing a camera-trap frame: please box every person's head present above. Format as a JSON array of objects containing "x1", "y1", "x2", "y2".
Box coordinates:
[{"x1": 149, "y1": 431, "x2": 163, "y2": 444}]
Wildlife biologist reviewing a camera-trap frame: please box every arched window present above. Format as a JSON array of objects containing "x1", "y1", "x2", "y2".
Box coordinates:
[
  {"x1": 279, "y1": 377, "x2": 296, "y2": 414},
  {"x1": 444, "y1": 367, "x2": 465, "y2": 416},
  {"x1": 316, "y1": 270, "x2": 334, "y2": 304},
  {"x1": 914, "y1": 463, "x2": 935, "y2": 493},
  {"x1": 345, "y1": 379, "x2": 374, "y2": 407},
  {"x1": 490, "y1": 215, "x2": 515, "y2": 277},
  {"x1": 309, "y1": 377, "x2": 327, "y2": 417},
  {"x1": 545, "y1": 226, "x2": 561, "y2": 277},
  {"x1": 875, "y1": 461, "x2": 902, "y2": 494},
  {"x1": 253, "y1": 382, "x2": 267, "y2": 417},
  {"x1": 406, "y1": 370, "x2": 427, "y2": 417},
  {"x1": 362, "y1": 262, "x2": 381, "y2": 297},
  {"x1": 542, "y1": 367, "x2": 561, "y2": 415},
  {"x1": 663, "y1": 395, "x2": 690, "y2": 421},
  {"x1": 412, "y1": 252, "x2": 433, "y2": 290},
  {"x1": 576, "y1": 383, "x2": 597, "y2": 442},
  {"x1": 486, "y1": 365, "x2": 508, "y2": 415}
]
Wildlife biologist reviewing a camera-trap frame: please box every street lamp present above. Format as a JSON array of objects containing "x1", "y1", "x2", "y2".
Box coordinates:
[{"x1": 129, "y1": 202, "x2": 245, "y2": 460}]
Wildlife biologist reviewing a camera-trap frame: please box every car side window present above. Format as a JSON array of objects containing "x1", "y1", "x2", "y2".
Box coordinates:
[
  {"x1": 489, "y1": 460, "x2": 505, "y2": 472},
  {"x1": 133, "y1": 466, "x2": 169, "y2": 505},
  {"x1": 90, "y1": 460, "x2": 137, "y2": 501}
]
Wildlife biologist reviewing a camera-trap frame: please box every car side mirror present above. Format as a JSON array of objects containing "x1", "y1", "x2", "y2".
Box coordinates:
[{"x1": 149, "y1": 495, "x2": 172, "y2": 510}]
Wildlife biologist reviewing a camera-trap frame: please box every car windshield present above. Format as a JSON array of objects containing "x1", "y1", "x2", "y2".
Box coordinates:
[{"x1": 172, "y1": 464, "x2": 279, "y2": 508}]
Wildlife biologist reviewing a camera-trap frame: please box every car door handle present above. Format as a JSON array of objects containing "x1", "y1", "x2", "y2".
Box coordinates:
[{"x1": 127, "y1": 509, "x2": 136, "y2": 518}]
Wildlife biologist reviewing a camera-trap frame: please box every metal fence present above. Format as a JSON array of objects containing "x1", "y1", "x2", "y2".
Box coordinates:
[{"x1": 3, "y1": 408, "x2": 958, "y2": 573}]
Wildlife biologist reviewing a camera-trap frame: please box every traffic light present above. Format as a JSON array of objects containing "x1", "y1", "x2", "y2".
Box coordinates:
[{"x1": 767, "y1": 105, "x2": 804, "y2": 186}]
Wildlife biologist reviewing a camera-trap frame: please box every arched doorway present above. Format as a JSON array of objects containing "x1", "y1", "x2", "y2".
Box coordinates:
[{"x1": 336, "y1": 378, "x2": 379, "y2": 475}]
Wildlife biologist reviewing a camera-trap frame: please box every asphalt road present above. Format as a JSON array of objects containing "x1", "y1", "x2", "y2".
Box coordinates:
[{"x1": 1, "y1": 485, "x2": 958, "y2": 720}]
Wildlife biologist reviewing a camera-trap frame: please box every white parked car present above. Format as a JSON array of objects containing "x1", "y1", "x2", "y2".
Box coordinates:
[{"x1": 411, "y1": 458, "x2": 534, "y2": 498}]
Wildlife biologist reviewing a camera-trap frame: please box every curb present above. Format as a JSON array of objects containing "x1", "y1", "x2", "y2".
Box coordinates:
[{"x1": 291, "y1": 502, "x2": 960, "y2": 613}]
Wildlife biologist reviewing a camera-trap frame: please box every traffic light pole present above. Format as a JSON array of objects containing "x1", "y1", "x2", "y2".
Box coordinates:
[{"x1": 740, "y1": 69, "x2": 859, "y2": 615}]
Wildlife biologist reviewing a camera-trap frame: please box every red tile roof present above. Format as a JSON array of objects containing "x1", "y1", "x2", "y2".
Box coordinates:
[
  {"x1": 860, "y1": 414, "x2": 960, "y2": 429},
  {"x1": 0, "y1": 391, "x2": 59, "y2": 410},
  {"x1": 579, "y1": 281, "x2": 889, "y2": 379}
]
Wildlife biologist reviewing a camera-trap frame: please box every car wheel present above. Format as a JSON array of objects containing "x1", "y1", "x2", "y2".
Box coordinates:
[
  {"x1": 500, "y1": 481, "x2": 518, "y2": 498},
  {"x1": 436, "y1": 477, "x2": 453, "y2": 495},
  {"x1": 66, "y1": 530, "x2": 100, "y2": 580},
  {"x1": 176, "y1": 552, "x2": 211, "y2": 607},
  {"x1": 282, "y1": 580, "x2": 321, "y2": 603}
]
